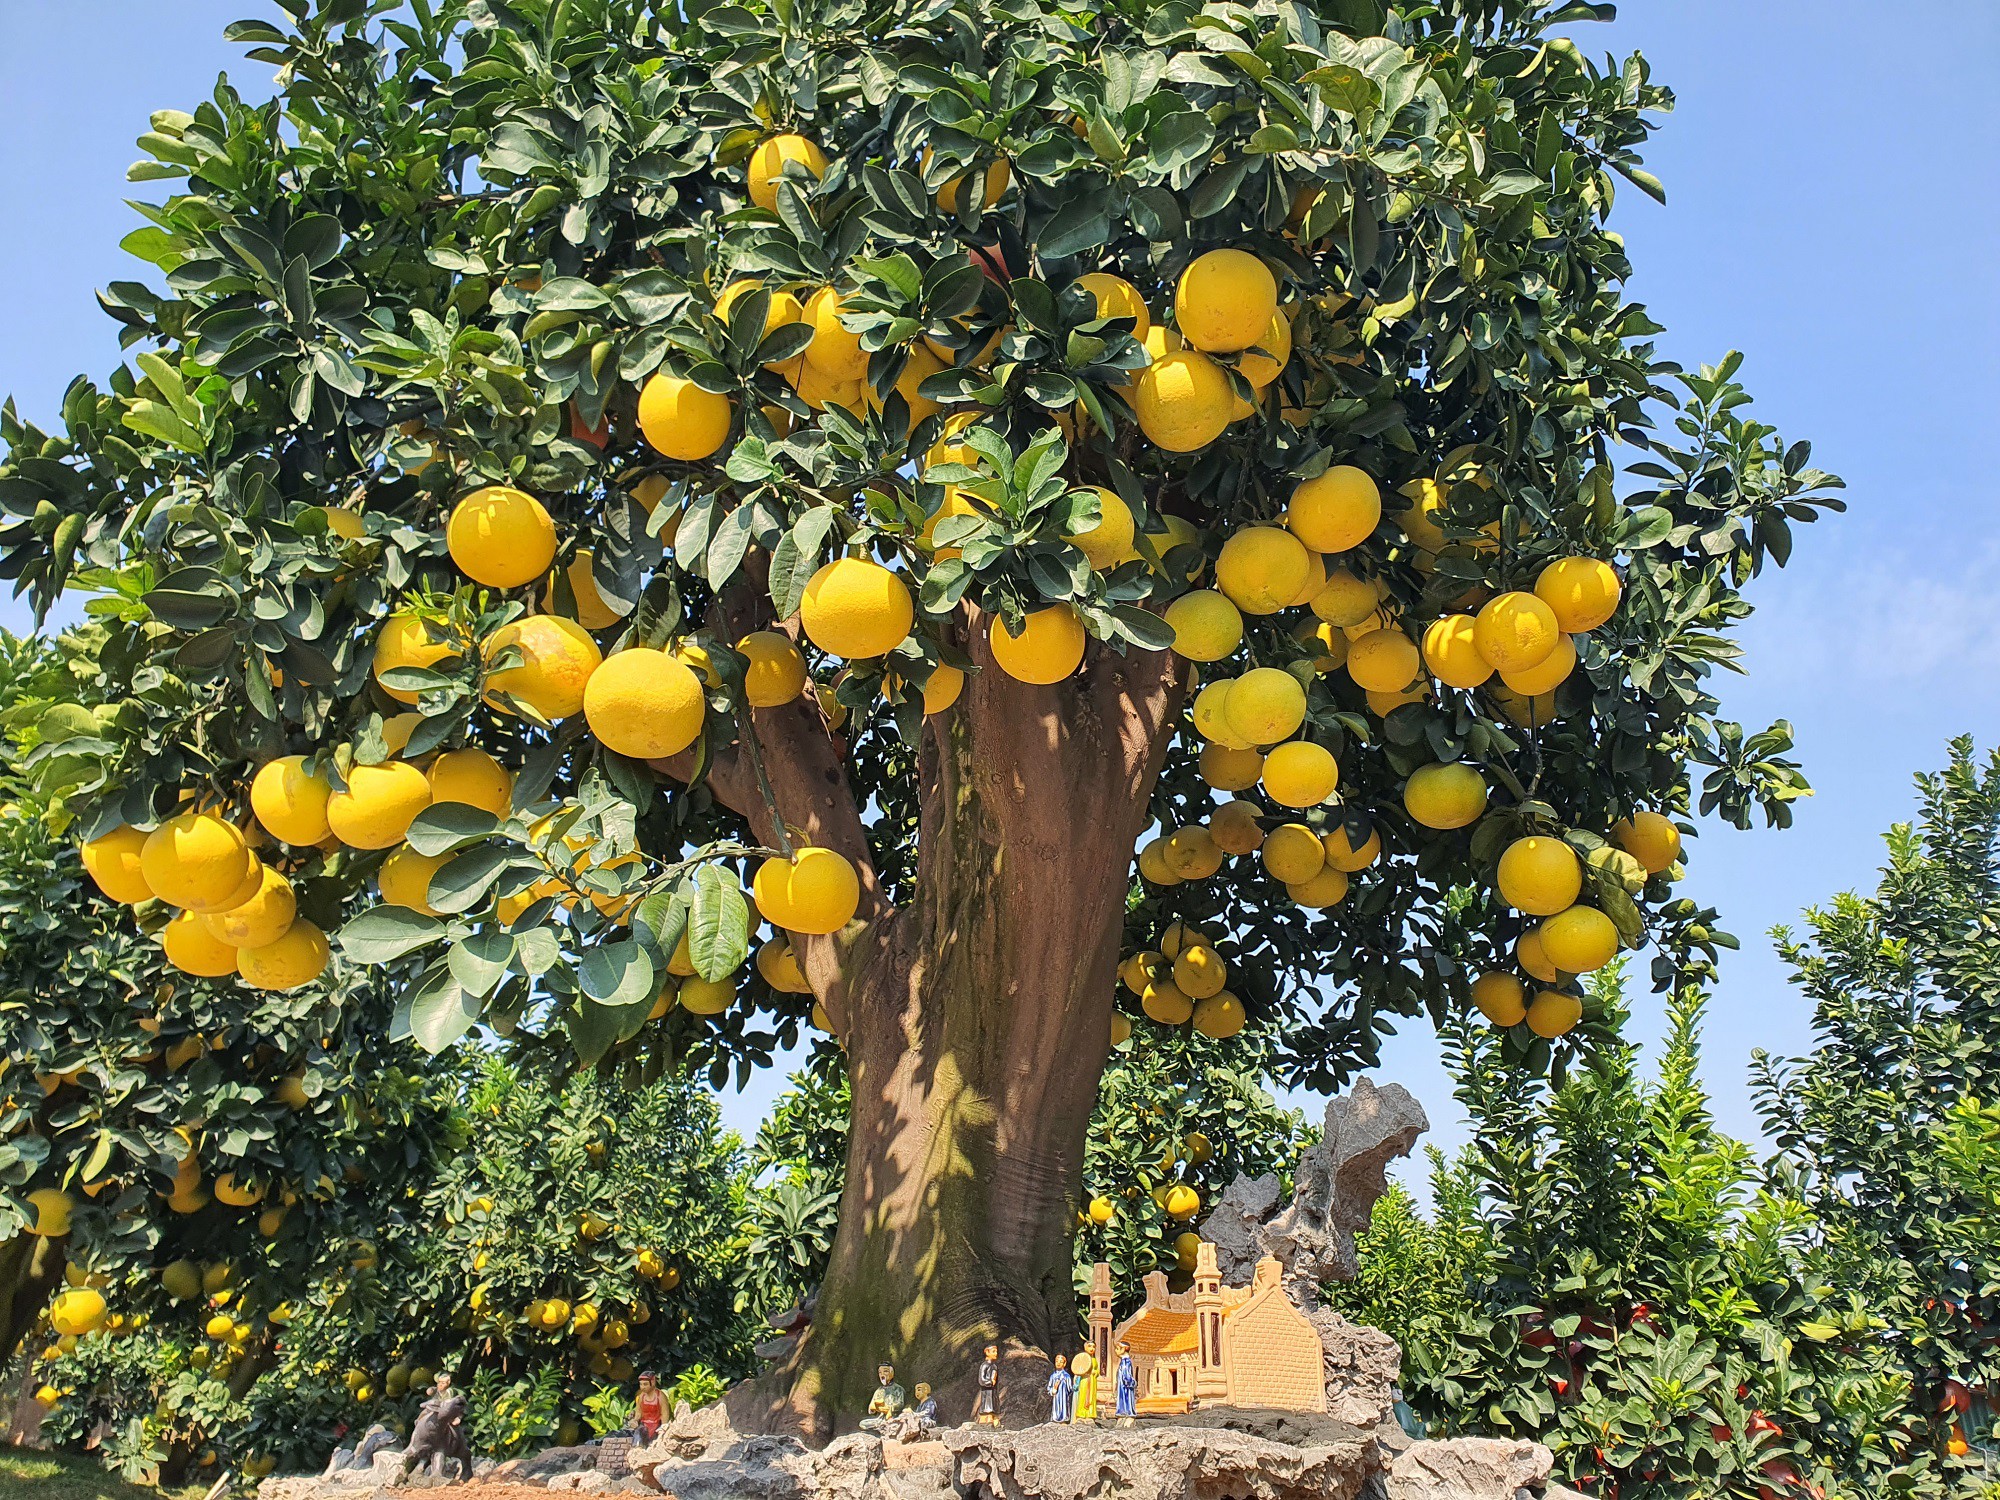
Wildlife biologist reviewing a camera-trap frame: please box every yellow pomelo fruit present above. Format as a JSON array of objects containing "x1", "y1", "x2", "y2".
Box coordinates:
[
  {"x1": 1287, "y1": 466, "x2": 1381, "y2": 554},
  {"x1": 1347, "y1": 629, "x2": 1421, "y2": 693},
  {"x1": 82, "y1": 825, "x2": 153, "y2": 904},
  {"x1": 1261, "y1": 741, "x2": 1338, "y2": 808},
  {"x1": 1164, "y1": 825, "x2": 1224, "y2": 880},
  {"x1": 1209, "y1": 798, "x2": 1265, "y2": 855},
  {"x1": 1142, "y1": 979, "x2": 1193, "y2": 1026},
  {"x1": 878, "y1": 342, "x2": 947, "y2": 426},
  {"x1": 1497, "y1": 836, "x2": 1582, "y2": 916},
  {"x1": 1159, "y1": 921, "x2": 1210, "y2": 960},
  {"x1": 1237, "y1": 309, "x2": 1292, "y2": 389},
  {"x1": 1119, "y1": 951, "x2": 1162, "y2": 995},
  {"x1": 1310, "y1": 569, "x2": 1381, "y2": 627},
  {"x1": 215, "y1": 1174, "x2": 264, "y2": 1207},
  {"x1": 448, "y1": 486, "x2": 557, "y2": 589},
  {"x1": 1470, "y1": 972, "x2": 1527, "y2": 1027},
  {"x1": 1473, "y1": 591, "x2": 1560, "y2": 673},
  {"x1": 754, "y1": 847, "x2": 861, "y2": 935},
  {"x1": 1262, "y1": 823, "x2": 1326, "y2": 884},
  {"x1": 933, "y1": 153, "x2": 1011, "y2": 213},
  {"x1": 638, "y1": 372, "x2": 732, "y2": 461},
  {"x1": 1517, "y1": 929, "x2": 1563, "y2": 984},
  {"x1": 738, "y1": 631, "x2": 809, "y2": 708},
  {"x1": 715, "y1": 279, "x2": 805, "y2": 353},
  {"x1": 582, "y1": 648, "x2": 706, "y2": 759},
  {"x1": 678, "y1": 975, "x2": 735, "y2": 1015},
  {"x1": 1284, "y1": 551, "x2": 1328, "y2": 611},
  {"x1": 1499, "y1": 632, "x2": 1575, "y2": 696},
  {"x1": 1612, "y1": 810, "x2": 1682, "y2": 875},
  {"x1": 372, "y1": 613, "x2": 454, "y2": 705},
  {"x1": 1175, "y1": 249, "x2": 1278, "y2": 353},
  {"x1": 919, "y1": 485, "x2": 978, "y2": 558},
  {"x1": 27, "y1": 1188, "x2": 74, "y2": 1237},
  {"x1": 1199, "y1": 743, "x2": 1264, "y2": 792},
  {"x1": 1421, "y1": 614, "x2": 1493, "y2": 689},
  {"x1": 201, "y1": 867, "x2": 297, "y2": 950},
  {"x1": 1109, "y1": 1010, "x2": 1132, "y2": 1045},
  {"x1": 1539, "y1": 905, "x2": 1619, "y2": 973},
  {"x1": 746, "y1": 133, "x2": 828, "y2": 210},
  {"x1": 484, "y1": 614, "x2": 604, "y2": 720},
  {"x1": 1076, "y1": 273, "x2": 1150, "y2": 337},
  {"x1": 990, "y1": 605, "x2": 1086, "y2": 684},
  {"x1": 1068, "y1": 485, "x2": 1137, "y2": 569},
  {"x1": 1322, "y1": 823, "x2": 1380, "y2": 871},
  {"x1": 1164, "y1": 590, "x2": 1243, "y2": 663},
  {"x1": 1192, "y1": 992, "x2": 1246, "y2": 1039},
  {"x1": 1535, "y1": 555, "x2": 1621, "y2": 632},
  {"x1": 1172, "y1": 943, "x2": 1227, "y2": 999},
  {"x1": 1088, "y1": 1194, "x2": 1116, "y2": 1226},
  {"x1": 1136, "y1": 837, "x2": 1181, "y2": 886},
  {"x1": 328, "y1": 762, "x2": 432, "y2": 849},
  {"x1": 1133, "y1": 349, "x2": 1233, "y2": 452},
  {"x1": 1288, "y1": 865, "x2": 1350, "y2": 910},
  {"x1": 1526, "y1": 990, "x2": 1583, "y2": 1039},
  {"x1": 1224, "y1": 667, "x2": 1307, "y2": 746},
  {"x1": 1403, "y1": 763, "x2": 1487, "y2": 830},
  {"x1": 921, "y1": 664, "x2": 964, "y2": 714},
  {"x1": 789, "y1": 357, "x2": 866, "y2": 414},
  {"x1": 141, "y1": 813, "x2": 254, "y2": 913},
  {"x1": 1215, "y1": 526, "x2": 1310, "y2": 615},
  {"x1": 1298, "y1": 619, "x2": 1350, "y2": 673},
  {"x1": 160, "y1": 1261, "x2": 202, "y2": 1301},
  {"x1": 50, "y1": 1289, "x2": 106, "y2": 1338},
  {"x1": 801, "y1": 286, "x2": 867, "y2": 381},
  {"x1": 1145, "y1": 512, "x2": 1207, "y2": 580},
  {"x1": 1487, "y1": 681, "x2": 1557, "y2": 729},
  {"x1": 756, "y1": 936, "x2": 812, "y2": 995},
  {"x1": 251, "y1": 757, "x2": 334, "y2": 845},
  {"x1": 1396, "y1": 477, "x2": 1450, "y2": 556},
  {"x1": 1192, "y1": 680, "x2": 1253, "y2": 749},
  {"x1": 237, "y1": 920, "x2": 330, "y2": 991},
  {"x1": 1163, "y1": 1183, "x2": 1203, "y2": 1220},
  {"x1": 548, "y1": 550, "x2": 622, "y2": 631},
  {"x1": 379, "y1": 845, "x2": 449, "y2": 915},
  {"x1": 801, "y1": 559, "x2": 914, "y2": 659},
  {"x1": 427, "y1": 748, "x2": 513, "y2": 818},
  {"x1": 1174, "y1": 1231, "x2": 1202, "y2": 1269}
]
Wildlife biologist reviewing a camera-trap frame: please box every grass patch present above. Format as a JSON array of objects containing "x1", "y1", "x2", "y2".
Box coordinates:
[{"x1": 0, "y1": 1449, "x2": 209, "y2": 1500}]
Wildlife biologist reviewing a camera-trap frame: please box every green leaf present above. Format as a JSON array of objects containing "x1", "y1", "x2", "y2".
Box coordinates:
[
  {"x1": 580, "y1": 940, "x2": 656, "y2": 1007},
  {"x1": 448, "y1": 930, "x2": 515, "y2": 998},
  {"x1": 406, "y1": 803, "x2": 501, "y2": 856},
  {"x1": 339, "y1": 906, "x2": 444, "y2": 964},
  {"x1": 688, "y1": 864, "x2": 750, "y2": 982},
  {"x1": 409, "y1": 975, "x2": 484, "y2": 1054}
]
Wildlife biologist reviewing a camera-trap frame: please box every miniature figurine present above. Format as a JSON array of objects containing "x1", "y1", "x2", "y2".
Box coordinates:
[
  {"x1": 635, "y1": 1371, "x2": 665, "y2": 1442},
  {"x1": 1070, "y1": 1346, "x2": 1097, "y2": 1423},
  {"x1": 1115, "y1": 1341, "x2": 1138, "y2": 1419},
  {"x1": 889, "y1": 1382, "x2": 939, "y2": 1442},
  {"x1": 1045, "y1": 1353, "x2": 1074, "y2": 1423},
  {"x1": 971, "y1": 1343, "x2": 1002, "y2": 1426},
  {"x1": 399, "y1": 1376, "x2": 471, "y2": 1484},
  {"x1": 859, "y1": 1364, "x2": 906, "y2": 1434}
]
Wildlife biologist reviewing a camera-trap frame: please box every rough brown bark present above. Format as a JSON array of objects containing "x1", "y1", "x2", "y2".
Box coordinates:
[
  {"x1": 0, "y1": 1232, "x2": 65, "y2": 1373},
  {"x1": 684, "y1": 606, "x2": 1182, "y2": 1437}
]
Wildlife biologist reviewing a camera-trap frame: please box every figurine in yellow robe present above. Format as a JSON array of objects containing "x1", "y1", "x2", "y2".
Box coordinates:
[{"x1": 1070, "y1": 1346, "x2": 1098, "y2": 1422}]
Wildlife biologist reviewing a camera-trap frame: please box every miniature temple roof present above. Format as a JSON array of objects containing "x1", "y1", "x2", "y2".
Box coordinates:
[{"x1": 1119, "y1": 1308, "x2": 1198, "y2": 1356}]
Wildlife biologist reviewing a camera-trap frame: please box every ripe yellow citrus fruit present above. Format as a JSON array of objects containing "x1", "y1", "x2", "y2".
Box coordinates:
[
  {"x1": 1497, "y1": 836, "x2": 1582, "y2": 916},
  {"x1": 1068, "y1": 486, "x2": 1137, "y2": 569},
  {"x1": 1347, "y1": 629, "x2": 1421, "y2": 693},
  {"x1": 1470, "y1": 972, "x2": 1528, "y2": 1026},
  {"x1": 754, "y1": 847, "x2": 862, "y2": 935},
  {"x1": 1288, "y1": 865, "x2": 1350, "y2": 909},
  {"x1": 582, "y1": 648, "x2": 706, "y2": 759},
  {"x1": 801, "y1": 559, "x2": 914, "y2": 659},
  {"x1": 756, "y1": 936, "x2": 812, "y2": 995},
  {"x1": 1499, "y1": 632, "x2": 1575, "y2": 696},
  {"x1": 990, "y1": 605, "x2": 1086, "y2": 684},
  {"x1": 1192, "y1": 679, "x2": 1253, "y2": 749},
  {"x1": 447, "y1": 487, "x2": 557, "y2": 589},
  {"x1": 737, "y1": 630, "x2": 809, "y2": 708},
  {"x1": 1192, "y1": 992, "x2": 1246, "y2": 1038},
  {"x1": 1517, "y1": 928, "x2": 1562, "y2": 983},
  {"x1": 746, "y1": 133, "x2": 828, "y2": 210},
  {"x1": 141, "y1": 813, "x2": 254, "y2": 913},
  {"x1": 1287, "y1": 466, "x2": 1381, "y2": 554},
  {"x1": 1526, "y1": 990, "x2": 1583, "y2": 1039},
  {"x1": 1133, "y1": 349, "x2": 1233, "y2": 452},
  {"x1": 379, "y1": 845, "x2": 449, "y2": 916},
  {"x1": 1421, "y1": 614, "x2": 1493, "y2": 689},
  {"x1": 49, "y1": 1289, "x2": 106, "y2": 1338},
  {"x1": 1298, "y1": 620, "x2": 1350, "y2": 674},
  {"x1": 1142, "y1": 979, "x2": 1193, "y2": 1025},
  {"x1": 638, "y1": 371, "x2": 732, "y2": 461},
  {"x1": 1216, "y1": 526, "x2": 1311, "y2": 615},
  {"x1": 327, "y1": 762, "x2": 432, "y2": 850},
  {"x1": 1224, "y1": 668, "x2": 1308, "y2": 747},
  {"x1": 1163, "y1": 1183, "x2": 1203, "y2": 1219},
  {"x1": 427, "y1": 748, "x2": 513, "y2": 818},
  {"x1": 801, "y1": 286, "x2": 867, "y2": 381},
  {"x1": 251, "y1": 757, "x2": 334, "y2": 846},
  {"x1": 1164, "y1": 590, "x2": 1243, "y2": 663},
  {"x1": 879, "y1": 342, "x2": 947, "y2": 427},
  {"x1": 1210, "y1": 800, "x2": 1265, "y2": 855},
  {"x1": 484, "y1": 614, "x2": 604, "y2": 720},
  {"x1": 715, "y1": 280, "x2": 805, "y2": 351},
  {"x1": 1284, "y1": 552, "x2": 1328, "y2": 611},
  {"x1": 1159, "y1": 921, "x2": 1211, "y2": 960},
  {"x1": 202, "y1": 867, "x2": 297, "y2": 950},
  {"x1": 215, "y1": 1174, "x2": 264, "y2": 1207},
  {"x1": 934, "y1": 154, "x2": 1011, "y2": 213},
  {"x1": 1120, "y1": 951, "x2": 1162, "y2": 995},
  {"x1": 161, "y1": 1261, "x2": 202, "y2": 1301},
  {"x1": 237, "y1": 920, "x2": 330, "y2": 991},
  {"x1": 1613, "y1": 810, "x2": 1683, "y2": 874},
  {"x1": 1237, "y1": 309, "x2": 1292, "y2": 390},
  {"x1": 1199, "y1": 742, "x2": 1264, "y2": 791},
  {"x1": 1322, "y1": 823, "x2": 1380, "y2": 871},
  {"x1": 1088, "y1": 1195, "x2": 1116, "y2": 1226},
  {"x1": 1110, "y1": 1011, "x2": 1133, "y2": 1046},
  {"x1": 1164, "y1": 825, "x2": 1225, "y2": 880},
  {"x1": 1262, "y1": 823, "x2": 1326, "y2": 884},
  {"x1": 82, "y1": 825, "x2": 153, "y2": 904},
  {"x1": 1137, "y1": 838, "x2": 1180, "y2": 886},
  {"x1": 1473, "y1": 591, "x2": 1560, "y2": 673},
  {"x1": 920, "y1": 664, "x2": 965, "y2": 714},
  {"x1": 1535, "y1": 556, "x2": 1621, "y2": 632},
  {"x1": 548, "y1": 550, "x2": 622, "y2": 631},
  {"x1": 1539, "y1": 905, "x2": 1619, "y2": 973},
  {"x1": 1176, "y1": 249, "x2": 1278, "y2": 353},
  {"x1": 789, "y1": 357, "x2": 866, "y2": 413},
  {"x1": 1173, "y1": 943, "x2": 1227, "y2": 999},
  {"x1": 1262, "y1": 740, "x2": 1338, "y2": 807},
  {"x1": 27, "y1": 1188, "x2": 74, "y2": 1238},
  {"x1": 1403, "y1": 763, "x2": 1488, "y2": 830},
  {"x1": 1310, "y1": 569, "x2": 1381, "y2": 627},
  {"x1": 1077, "y1": 273, "x2": 1150, "y2": 337},
  {"x1": 1487, "y1": 681, "x2": 1557, "y2": 729},
  {"x1": 372, "y1": 613, "x2": 454, "y2": 705}
]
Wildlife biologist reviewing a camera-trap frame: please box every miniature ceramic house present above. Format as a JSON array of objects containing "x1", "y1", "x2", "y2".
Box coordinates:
[{"x1": 1086, "y1": 1240, "x2": 1326, "y2": 1416}]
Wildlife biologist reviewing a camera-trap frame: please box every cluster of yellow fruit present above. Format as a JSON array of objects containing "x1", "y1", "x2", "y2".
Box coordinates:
[{"x1": 1115, "y1": 923, "x2": 1247, "y2": 1040}]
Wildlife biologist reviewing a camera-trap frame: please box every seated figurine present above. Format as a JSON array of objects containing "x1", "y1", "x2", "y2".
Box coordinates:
[
  {"x1": 858, "y1": 1364, "x2": 907, "y2": 1435},
  {"x1": 889, "y1": 1383, "x2": 939, "y2": 1442}
]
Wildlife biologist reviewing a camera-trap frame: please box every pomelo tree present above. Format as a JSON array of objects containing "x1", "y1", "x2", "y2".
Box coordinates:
[{"x1": 1, "y1": 0, "x2": 1840, "y2": 1430}]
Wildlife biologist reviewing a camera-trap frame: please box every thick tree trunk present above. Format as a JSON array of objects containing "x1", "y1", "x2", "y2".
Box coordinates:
[
  {"x1": 684, "y1": 597, "x2": 1181, "y2": 1439},
  {"x1": 0, "y1": 1232, "x2": 65, "y2": 1371}
]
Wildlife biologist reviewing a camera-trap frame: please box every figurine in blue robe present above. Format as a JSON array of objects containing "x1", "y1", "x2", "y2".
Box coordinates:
[
  {"x1": 1115, "y1": 1343, "x2": 1138, "y2": 1418},
  {"x1": 1046, "y1": 1353, "x2": 1074, "y2": 1423}
]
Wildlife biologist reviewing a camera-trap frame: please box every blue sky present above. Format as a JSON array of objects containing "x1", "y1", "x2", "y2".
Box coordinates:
[{"x1": 2, "y1": 2, "x2": 1995, "y2": 1172}]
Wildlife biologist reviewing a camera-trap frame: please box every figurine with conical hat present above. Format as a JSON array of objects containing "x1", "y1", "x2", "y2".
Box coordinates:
[
  {"x1": 1045, "y1": 1353, "x2": 1074, "y2": 1423},
  {"x1": 1070, "y1": 1346, "x2": 1097, "y2": 1422}
]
